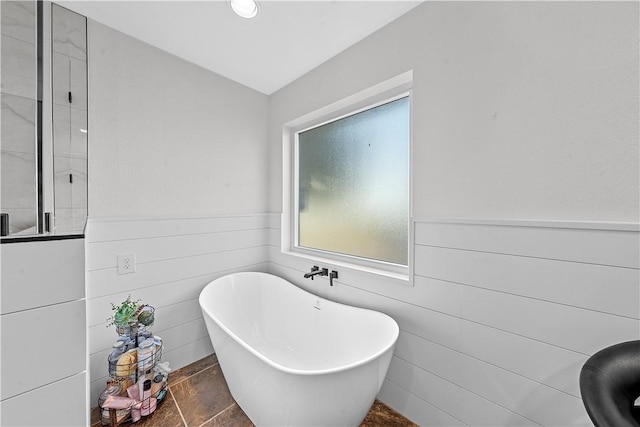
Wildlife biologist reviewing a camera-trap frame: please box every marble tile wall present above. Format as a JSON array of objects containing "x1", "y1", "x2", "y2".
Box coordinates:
[
  {"x1": 52, "y1": 4, "x2": 87, "y2": 60},
  {"x1": 1, "y1": 1, "x2": 88, "y2": 236},
  {"x1": 1, "y1": 93, "x2": 36, "y2": 153},
  {"x1": 0, "y1": 1, "x2": 38, "y2": 235},
  {"x1": 0, "y1": 151, "x2": 37, "y2": 228},
  {"x1": 0, "y1": 33, "x2": 37, "y2": 98},
  {"x1": 0, "y1": 1, "x2": 36, "y2": 44}
]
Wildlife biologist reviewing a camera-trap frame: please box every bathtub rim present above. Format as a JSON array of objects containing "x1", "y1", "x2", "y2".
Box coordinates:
[{"x1": 199, "y1": 271, "x2": 399, "y2": 377}]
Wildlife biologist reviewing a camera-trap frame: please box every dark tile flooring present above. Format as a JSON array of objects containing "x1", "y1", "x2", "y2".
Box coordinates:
[{"x1": 91, "y1": 354, "x2": 416, "y2": 427}]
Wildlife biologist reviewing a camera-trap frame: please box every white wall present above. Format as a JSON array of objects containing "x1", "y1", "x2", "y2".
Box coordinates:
[
  {"x1": 269, "y1": 1, "x2": 639, "y2": 222},
  {"x1": 85, "y1": 21, "x2": 271, "y2": 404},
  {"x1": 268, "y1": 2, "x2": 639, "y2": 426},
  {"x1": 87, "y1": 20, "x2": 269, "y2": 218},
  {"x1": 80, "y1": 2, "x2": 639, "y2": 423}
]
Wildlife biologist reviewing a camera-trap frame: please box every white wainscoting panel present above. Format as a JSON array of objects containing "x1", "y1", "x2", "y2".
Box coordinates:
[
  {"x1": 268, "y1": 215, "x2": 639, "y2": 426},
  {"x1": 0, "y1": 237, "x2": 87, "y2": 425},
  {"x1": 1, "y1": 300, "x2": 86, "y2": 400},
  {"x1": 414, "y1": 245, "x2": 639, "y2": 318},
  {"x1": 1, "y1": 238, "x2": 85, "y2": 314},
  {"x1": 387, "y1": 355, "x2": 537, "y2": 426},
  {"x1": 86, "y1": 215, "x2": 270, "y2": 404},
  {"x1": 0, "y1": 372, "x2": 87, "y2": 427},
  {"x1": 378, "y1": 380, "x2": 466, "y2": 426},
  {"x1": 415, "y1": 221, "x2": 639, "y2": 268}
]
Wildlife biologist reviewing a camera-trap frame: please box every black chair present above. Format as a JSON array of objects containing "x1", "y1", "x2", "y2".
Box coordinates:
[{"x1": 580, "y1": 340, "x2": 640, "y2": 427}]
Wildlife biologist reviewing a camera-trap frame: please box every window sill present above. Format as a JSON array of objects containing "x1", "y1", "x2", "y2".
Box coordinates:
[{"x1": 281, "y1": 248, "x2": 411, "y2": 285}]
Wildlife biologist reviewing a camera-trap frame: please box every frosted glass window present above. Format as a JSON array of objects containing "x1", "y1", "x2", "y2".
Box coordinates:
[{"x1": 297, "y1": 96, "x2": 409, "y2": 266}]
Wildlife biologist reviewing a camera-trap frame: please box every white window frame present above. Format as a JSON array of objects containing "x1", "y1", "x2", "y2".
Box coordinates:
[{"x1": 281, "y1": 71, "x2": 414, "y2": 282}]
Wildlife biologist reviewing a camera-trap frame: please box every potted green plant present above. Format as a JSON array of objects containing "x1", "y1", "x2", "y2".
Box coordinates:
[{"x1": 106, "y1": 295, "x2": 141, "y2": 335}]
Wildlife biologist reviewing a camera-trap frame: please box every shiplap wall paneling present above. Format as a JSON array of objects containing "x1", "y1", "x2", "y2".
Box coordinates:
[
  {"x1": 269, "y1": 261, "x2": 592, "y2": 425},
  {"x1": 386, "y1": 355, "x2": 537, "y2": 426},
  {"x1": 395, "y1": 331, "x2": 588, "y2": 426},
  {"x1": 86, "y1": 215, "x2": 271, "y2": 403},
  {"x1": 413, "y1": 220, "x2": 637, "y2": 426},
  {"x1": 88, "y1": 245, "x2": 268, "y2": 298},
  {"x1": 267, "y1": 216, "x2": 638, "y2": 426},
  {"x1": 415, "y1": 221, "x2": 639, "y2": 268},
  {"x1": 85, "y1": 215, "x2": 271, "y2": 242},
  {"x1": 415, "y1": 245, "x2": 638, "y2": 318},
  {"x1": 379, "y1": 380, "x2": 466, "y2": 426}
]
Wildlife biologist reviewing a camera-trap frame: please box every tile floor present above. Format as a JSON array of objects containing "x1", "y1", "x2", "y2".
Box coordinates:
[{"x1": 91, "y1": 354, "x2": 416, "y2": 427}]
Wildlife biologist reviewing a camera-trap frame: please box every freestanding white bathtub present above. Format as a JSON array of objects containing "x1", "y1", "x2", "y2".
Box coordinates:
[{"x1": 199, "y1": 272, "x2": 399, "y2": 427}]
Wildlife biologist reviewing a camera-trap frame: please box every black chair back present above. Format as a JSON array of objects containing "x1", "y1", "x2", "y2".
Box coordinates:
[{"x1": 580, "y1": 340, "x2": 640, "y2": 427}]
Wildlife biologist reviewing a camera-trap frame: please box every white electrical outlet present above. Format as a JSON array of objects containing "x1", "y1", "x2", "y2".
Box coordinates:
[{"x1": 117, "y1": 253, "x2": 136, "y2": 275}]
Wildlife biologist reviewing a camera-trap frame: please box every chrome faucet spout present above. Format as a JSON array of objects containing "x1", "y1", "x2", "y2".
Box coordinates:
[{"x1": 304, "y1": 266, "x2": 328, "y2": 280}]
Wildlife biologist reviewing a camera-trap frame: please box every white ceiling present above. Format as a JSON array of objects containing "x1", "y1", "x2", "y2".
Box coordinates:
[{"x1": 58, "y1": 0, "x2": 423, "y2": 95}]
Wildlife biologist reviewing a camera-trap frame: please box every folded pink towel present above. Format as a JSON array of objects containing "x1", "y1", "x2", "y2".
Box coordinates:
[{"x1": 102, "y1": 395, "x2": 136, "y2": 409}]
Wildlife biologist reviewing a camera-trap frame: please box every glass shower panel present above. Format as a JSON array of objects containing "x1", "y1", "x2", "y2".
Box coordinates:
[
  {"x1": 1, "y1": 1, "x2": 38, "y2": 236},
  {"x1": 51, "y1": 3, "x2": 87, "y2": 232},
  {"x1": 1, "y1": 2, "x2": 87, "y2": 237},
  {"x1": 297, "y1": 96, "x2": 410, "y2": 266}
]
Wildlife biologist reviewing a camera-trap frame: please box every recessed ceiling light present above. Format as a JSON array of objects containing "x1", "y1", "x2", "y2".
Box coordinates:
[{"x1": 230, "y1": 0, "x2": 259, "y2": 19}]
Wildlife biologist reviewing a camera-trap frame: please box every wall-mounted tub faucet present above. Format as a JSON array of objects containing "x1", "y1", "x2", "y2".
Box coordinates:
[
  {"x1": 329, "y1": 270, "x2": 338, "y2": 287},
  {"x1": 304, "y1": 266, "x2": 328, "y2": 280}
]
